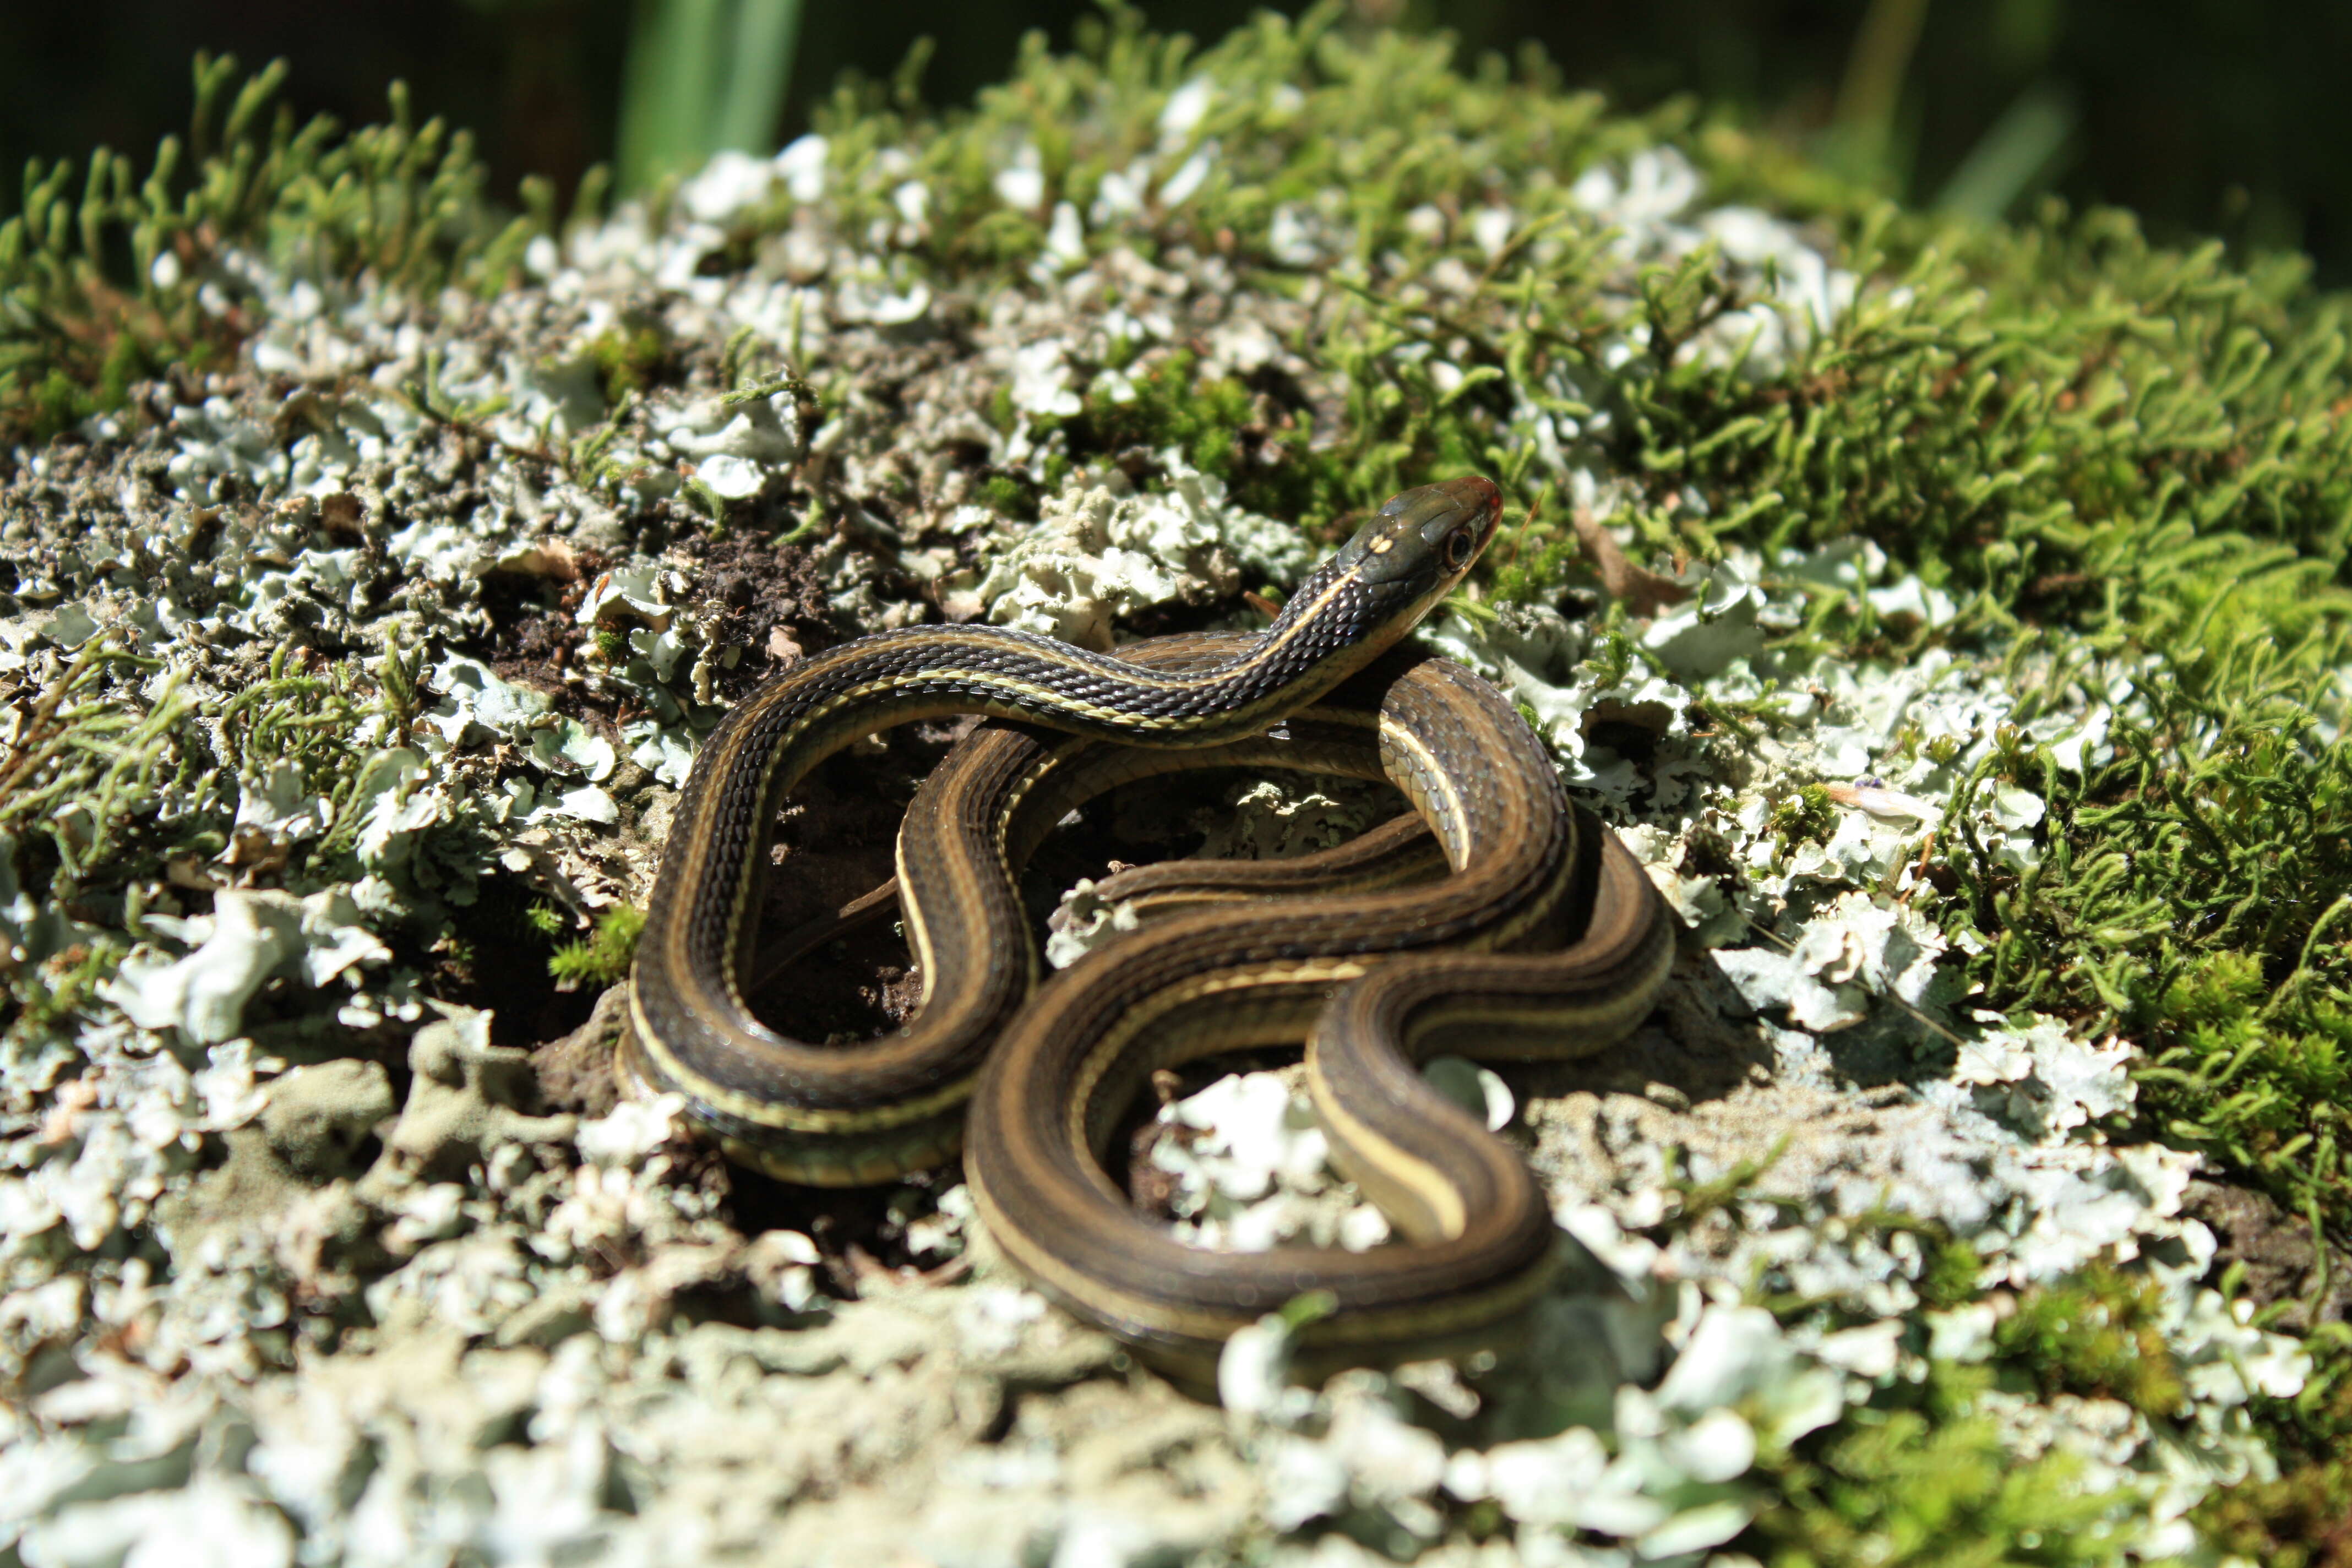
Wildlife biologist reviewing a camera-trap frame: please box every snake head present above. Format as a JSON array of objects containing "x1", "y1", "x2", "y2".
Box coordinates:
[
  {"x1": 1325, "y1": 475, "x2": 1503, "y2": 617},
  {"x1": 1251, "y1": 477, "x2": 1505, "y2": 685}
]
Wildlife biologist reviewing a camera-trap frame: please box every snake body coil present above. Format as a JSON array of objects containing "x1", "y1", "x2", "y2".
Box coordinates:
[
  {"x1": 624, "y1": 473, "x2": 1677, "y2": 1375},
  {"x1": 962, "y1": 654, "x2": 1674, "y2": 1378},
  {"x1": 624, "y1": 477, "x2": 1505, "y2": 1180}
]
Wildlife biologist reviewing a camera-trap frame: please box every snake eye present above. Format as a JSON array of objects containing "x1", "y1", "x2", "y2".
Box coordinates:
[{"x1": 1444, "y1": 528, "x2": 1476, "y2": 570}]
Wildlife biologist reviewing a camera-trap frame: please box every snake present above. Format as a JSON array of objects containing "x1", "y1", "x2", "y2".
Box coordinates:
[
  {"x1": 960, "y1": 651, "x2": 1674, "y2": 1380},
  {"x1": 621, "y1": 473, "x2": 1676, "y2": 1375},
  {"x1": 623, "y1": 477, "x2": 1505, "y2": 1173}
]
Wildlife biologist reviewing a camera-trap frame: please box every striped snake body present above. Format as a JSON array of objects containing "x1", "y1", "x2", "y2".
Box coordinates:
[
  {"x1": 624, "y1": 477, "x2": 1502, "y2": 1174},
  {"x1": 622, "y1": 475, "x2": 1677, "y2": 1374},
  {"x1": 962, "y1": 651, "x2": 1674, "y2": 1378}
]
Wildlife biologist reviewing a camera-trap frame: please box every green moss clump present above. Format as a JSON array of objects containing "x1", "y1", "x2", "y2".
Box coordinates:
[
  {"x1": 978, "y1": 472, "x2": 1034, "y2": 518},
  {"x1": 548, "y1": 905, "x2": 646, "y2": 988},
  {"x1": 1756, "y1": 1365, "x2": 2121, "y2": 1567},
  {"x1": 1047, "y1": 350, "x2": 1344, "y2": 527},
  {"x1": 1914, "y1": 1235, "x2": 1987, "y2": 1312},
  {"x1": 2147, "y1": 947, "x2": 2352, "y2": 1190},
  {"x1": 1637, "y1": 215, "x2": 2352, "y2": 615},
  {"x1": 1768, "y1": 784, "x2": 1840, "y2": 856},
  {"x1": 1993, "y1": 1265, "x2": 2186, "y2": 1419},
  {"x1": 2195, "y1": 1464, "x2": 2352, "y2": 1568},
  {"x1": 587, "y1": 312, "x2": 675, "y2": 403},
  {"x1": 0, "y1": 53, "x2": 539, "y2": 443},
  {"x1": 2198, "y1": 1367, "x2": 2352, "y2": 1568},
  {"x1": 1, "y1": 937, "x2": 123, "y2": 1061},
  {"x1": 1066, "y1": 351, "x2": 1255, "y2": 470},
  {"x1": 0, "y1": 638, "x2": 192, "y2": 896},
  {"x1": 1956, "y1": 673, "x2": 2352, "y2": 1230}
]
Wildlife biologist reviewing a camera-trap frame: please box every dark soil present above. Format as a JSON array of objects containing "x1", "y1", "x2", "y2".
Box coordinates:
[{"x1": 2181, "y1": 1178, "x2": 2352, "y2": 1331}]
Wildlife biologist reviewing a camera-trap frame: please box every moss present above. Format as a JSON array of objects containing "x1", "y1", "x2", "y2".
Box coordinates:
[
  {"x1": 1001, "y1": 347, "x2": 1351, "y2": 529},
  {"x1": 0, "y1": 629, "x2": 495, "y2": 933},
  {"x1": 2197, "y1": 1464, "x2": 2352, "y2": 1568},
  {"x1": 2, "y1": 937, "x2": 124, "y2": 1060},
  {"x1": 2145, "y1": 949, "x2": 2352, "y2": 1205},
  {"x1": 1645, "y1": 214, "x2": 2352, "y2": 607},
  {"x1": 1071, "y1": 352, "x2": 1251, "y2": 466},
  {"x1": 2203, "y1": 1362, "x2": 2352, "y2": 1568},
  {"x1": 1755, "y1": 1364, "x2": 2125, "y2": 1568},
  {"x1": 375, "y1": 631, "x2": 427, "y2": 733},
  {"x1": 1914, "y1": 1235, "x2": 1988, "y2": 1312},
  {"x1": 0, "y1": 54, "x2": 535, "y2": 443},
  {"x1": 1654, "y1": 1133, "x2": 1794, "y2": 1231},
  {"x1": 548, "y1": 905, "x2": 646, "y2": 988},
  {"x1": 1954, "y1": 669, "x2": 2352, "y2": 1233},
  {"x1": 1768, "y1": 785, "x2": 1840, "y2": 856},
  {"x1": 974, "y1": 471, "x2": 1041, "y2": 522},
  {"x1": 1992, "y1": 1265, "x2": 2187, "y2": 1419},
  {"x1": 586, "y1": 312, "x2": 675, "y2": 403},
  {"x1": 1633, "y1": 196, "x2": 2352, "y2": 1310},
  {"x1": 0, "y1": 636, "x2": 202, "y2": 899}
]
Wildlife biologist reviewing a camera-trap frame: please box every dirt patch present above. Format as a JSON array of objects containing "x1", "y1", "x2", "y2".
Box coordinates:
[
  {"x1": 680, "y1": 533, "x2": 848, "y2": 703},
  {"x1": 536, "y1": 983, "x2": 628, "y2": 1117},
  {"x1": 2182, "y1": 1177, "x2": 2352, "y2": 1331}
]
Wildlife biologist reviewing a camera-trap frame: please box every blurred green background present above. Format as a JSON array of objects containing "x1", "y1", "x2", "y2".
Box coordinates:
[{"x1": 6, "y1": 0, "x2": 2347, "y2": 280}]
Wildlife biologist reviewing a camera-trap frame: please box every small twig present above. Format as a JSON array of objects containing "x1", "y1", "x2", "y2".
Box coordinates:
[
  {"x1": 1572, "y1": 508, "x2": 1691, "y2": 617},
  {"x1": 1497, "y1": 488, "x2": 1542, "y2": 585}
]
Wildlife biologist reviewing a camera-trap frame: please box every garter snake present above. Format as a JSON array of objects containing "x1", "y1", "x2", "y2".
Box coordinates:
[
  {"x1": 624, "y1": 477, "x2": 1504, "y2": 1177},
  {"x1": 622, "y1": 471, "x2": 1678, "y2": 1376},
  {"x1": 962, "y1": 652, "x2": 1674, "y2": 1380}
]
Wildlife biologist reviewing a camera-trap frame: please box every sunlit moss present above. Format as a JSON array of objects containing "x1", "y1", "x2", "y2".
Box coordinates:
[
  {"x1": 1768, "y1": 784, "x2": 1840, "y2": 856},
  {"x1": 587, "y1": 313, "x2": 675, "y2": 404},
  {"x1": 547, "y1": 904, "x2": 647, "y2": 988},
  {"x1": 0, "y1": 55, "x2": 543, "y2": 442},
  {"x1": 1995, "y1": 1265, "x2": 2187, "y2": 1419},
  {"x1": 1756, "y1": 1364, "x2": 2123, "y2": 1568}
]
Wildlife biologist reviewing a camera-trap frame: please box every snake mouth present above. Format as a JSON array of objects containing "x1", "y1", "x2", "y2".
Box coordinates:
[{"x1": 1460, "y1": 475, "x2": 1504, "y2": 557}]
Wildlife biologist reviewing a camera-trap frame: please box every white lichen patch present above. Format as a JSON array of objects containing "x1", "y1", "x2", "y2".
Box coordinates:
[{"x1": 948, "y1": 457, "x2": 1315, "y2": 648}]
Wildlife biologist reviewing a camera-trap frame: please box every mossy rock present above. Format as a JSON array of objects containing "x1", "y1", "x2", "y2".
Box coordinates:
[{"x1": 3, "y1": 9, "x2": 2349, "y2": 1563}]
